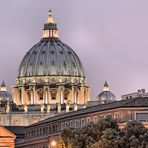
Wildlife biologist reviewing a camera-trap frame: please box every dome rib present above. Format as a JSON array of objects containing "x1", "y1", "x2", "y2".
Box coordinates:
[
  {"x1": 20, "y1": 42, "x2": 40, "y2": 77},
  {"x1": 34, "y1": 41, "x2": 46, "y2": 76},
  {"x1": 47, "y1": 40, "x2": 52, "y2": 75},
  {"x1": 53, "y1": 41, "x2": 60, "y2": 75},
  {"x1": 58, "y1": 41, "x2": 71, "y2": 76},
  {"x1": 65, "y1": 44, "x2": 84, "y2": 77}
]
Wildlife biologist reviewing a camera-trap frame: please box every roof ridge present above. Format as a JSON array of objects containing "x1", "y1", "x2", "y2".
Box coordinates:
[{"x1": 122, "y1": 97, "x2": 138, "y2": 106}]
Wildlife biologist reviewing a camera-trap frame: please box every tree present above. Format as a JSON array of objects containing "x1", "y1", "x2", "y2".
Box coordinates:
[
  {"x1": 61, "y1": 117, "x2": 119, "y2": 148},
  {"x1": 98, "y1": 128, "x2": 120, "y2": 148},
  {"x1": 118, "y1": 121, "x2": 148, "y2": 148},
  {"x1": 61, "y1": 128, "x2": 72, "y2": 148},
  {"x1": 60, "y1": 117, "x2": 148, "y2": 148}
]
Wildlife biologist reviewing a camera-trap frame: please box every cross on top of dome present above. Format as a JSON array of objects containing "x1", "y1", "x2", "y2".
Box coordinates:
[{"x1": 46, "y1": 9, "x2": 55, "y2": 24}]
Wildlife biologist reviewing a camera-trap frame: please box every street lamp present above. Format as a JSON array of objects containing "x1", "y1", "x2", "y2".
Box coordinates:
[{"x1": 49, "y1": 140, "x2": 57, "y2": 148}]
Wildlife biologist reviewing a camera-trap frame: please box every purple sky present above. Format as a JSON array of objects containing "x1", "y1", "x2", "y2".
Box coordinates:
[{"x1": 0, "y1": 0, "x2": 148, "y2": 100}]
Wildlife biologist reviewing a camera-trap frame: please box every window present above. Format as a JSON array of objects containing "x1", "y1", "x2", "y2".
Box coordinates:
[
  {"x1": 52, "y1": 125, "x2": 55, "y2": 132},
  {"x1": 27, "y1": 91, "x2": 31, "y2": 101},
  {"x1": 61, "y1": 123, "x2": 64, "y2": 129},
  {"x1": 70, "y1": 121, "x2": 73, "y2": 128},
  {"x1": 48, "y1": 126, "x2": 52, "y2": 133},
  {"x1": 37, "y1": 129, "x2": 39, "y2": 136},
  {"x1": 64, "y1": 89, "x2": 69, "y2": 100},
  {"x1": 51, "y1": 90, "x2": 57, "y2": 100},
  {"x1": 65, "y1": 122, "x2": 68, "y2": 127},
  {"x1": 87, "y1": 117, "x2": 90, "y2": 124},
  {"x1": 40, "y1": 128, "x2": 42, "y2": 135},
  {"x1": 75, "y1": 120, "x2": 78, "y2": 128},
  {"x1": 94, "y1": 116, "x2": 97, "y2": 123},
  {"x1": 114, "y1": 113, "x2": 119, "y2": 120},
  {"x1": 81, "y1": 119, "x2": 84, "y2": 127},
  {"x1": 28, "y1": 131, "x2": 31, "y2": 138},
  {"x1": 55, "y1": 124, "x2": 58, "y2": 131},
  {"x1": 43, "y1": 128, "x2": 46, "y2": 134},
  {"x1": 38, "y1": 90, "x2": 44, "y2": 100}
]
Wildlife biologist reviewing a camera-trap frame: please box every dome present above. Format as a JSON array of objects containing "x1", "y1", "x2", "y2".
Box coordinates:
[
  {"x1": 18, "y1": 10, "x2": 85, "y2": 78},
  {"x1": 0, "y1": 81, "x2": 13, "y2": 102},
  {"x1": 18, "y1": 40, "x2": 85, "y2": 78},
  {"x1": 0, "y1": 91, "x2": 13, "y2": 102},
  {"x1": 97, "y1": 81, "x2": 116, "y2": 104},
  {"x1": 13, "y1": 10, "x2": 90, "y2": 107}
]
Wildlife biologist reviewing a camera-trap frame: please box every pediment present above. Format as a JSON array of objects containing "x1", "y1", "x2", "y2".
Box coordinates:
[{"x1": 0, "y1": 125, "x2": 15, "y2": 138}]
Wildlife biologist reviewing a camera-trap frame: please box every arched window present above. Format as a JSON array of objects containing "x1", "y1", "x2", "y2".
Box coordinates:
[
  {"x1": 38, "y1": 89, "x2": 44, "y2": 100},
  {"x1": 50, "y1": 89, "x2": 57, "y2": 100}
]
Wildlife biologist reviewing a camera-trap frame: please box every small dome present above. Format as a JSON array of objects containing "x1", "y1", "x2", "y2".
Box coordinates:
[
  {"x1": 97, "y1": 81, "x2": 116, "y2": 104},
  {"x1": 0, "y1": 81, "x2": 13, "y2": 102},
  {"x1": 18, "y1": 10, "x2": 85, "y2": 78}
]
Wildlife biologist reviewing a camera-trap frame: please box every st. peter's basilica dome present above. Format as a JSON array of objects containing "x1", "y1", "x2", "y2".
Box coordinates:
[
  {"x1": 18, "y1": 10, "x2": 85, "y2": 79},
  {"x1": 13, "y1": 10, "x2": 90, "y2": 106}
]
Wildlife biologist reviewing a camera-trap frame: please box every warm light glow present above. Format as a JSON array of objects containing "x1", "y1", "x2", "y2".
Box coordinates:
[
  {"x1": 50, "y1": 140, "x2": 57, "y2": 147},
  {"x1": 103, "y1": 86, "x2": 109, "y2": 91},
  {"x1": 46, "y1": 10, "x2": 55, "y2": 24},
  {"x1": 42, "y1": 30, "x2": 59, "y2": 38},
  {"x1": 0, "y1": 86, "x2": 6, "y2": 91}
]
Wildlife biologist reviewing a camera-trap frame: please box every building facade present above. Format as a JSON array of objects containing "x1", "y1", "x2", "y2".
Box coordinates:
[
  {"x1": 121, "y1": 89, "x2": 148, "y2": 100},
  {"x1": 0, "y1": 125, "x2": 16, "y2": 148},
  {"x1": 15, "y1": 97, "x2": 148, "y2": 148},
  {"x1": 0, "y1": 10, "x2": 90, "y2": 126},
  {"x1": 12, "y1": 10, "x2": 90, "y2": 107},
  {"x1": 1, "y1": 9, "x2": 148, "y2": 148}
]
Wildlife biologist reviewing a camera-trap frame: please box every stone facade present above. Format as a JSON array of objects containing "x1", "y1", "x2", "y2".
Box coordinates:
[
  {"x1": 0, "y1": 112, "x2": 52, "y2": 126},
  {"x1": 15, "y1": 97, "x2": 148, "y2": 148},
  {"x1": 12, "y1": 76, "x2": 90, "y2": 106},
  {"x1": 12, "y1": 11, "x2": 90, "y2": 108},
  {"x1": 0, "y1": 11, "x2": 90, "y2": 127}
]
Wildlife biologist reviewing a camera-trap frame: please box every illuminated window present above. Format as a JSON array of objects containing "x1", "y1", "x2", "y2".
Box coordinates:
[{"x1": 51, "y1": 89, "x2": 57, "y2": 100}]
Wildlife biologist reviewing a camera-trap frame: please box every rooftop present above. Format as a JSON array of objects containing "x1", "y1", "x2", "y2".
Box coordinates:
[{"x1": 28, "y1": 97, "x2": 148, "y2": 128}]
